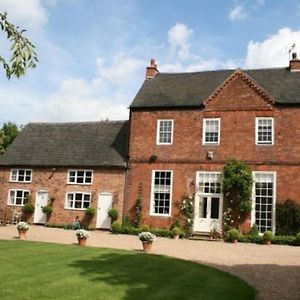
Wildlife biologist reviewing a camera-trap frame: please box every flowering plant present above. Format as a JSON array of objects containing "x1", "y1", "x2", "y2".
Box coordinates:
[
  {"x1": 75, "y1": 229, "x2": 90, "y2": 240},
  {"x1": 138, "y1": 231, "x2": 156, "y2": 243},
  {"x1": 16, "y1": 221, "x2": 29, "y2": 231},
  {"x1": 179, "y1": 194, "x2": 194, "y2": 236}
]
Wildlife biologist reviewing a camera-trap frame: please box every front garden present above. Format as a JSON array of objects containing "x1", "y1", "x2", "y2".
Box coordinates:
[{"x1": 0, "y1": 240, "x2": 255, "y2": 300}]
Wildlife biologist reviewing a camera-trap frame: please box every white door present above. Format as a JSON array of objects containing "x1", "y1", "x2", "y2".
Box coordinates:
[
  {"x1": 96, "y1": 193, "x2": 113, "y2": 229},
  {"x1": 34, "y1": 191, "x2": 48, "y2": 224},
  {"x1": 194, "y1": 195, "x2": 223, "y2": 232},
  {"x1": 194, "y1": 171, "x2": 223, "y2": 233}
]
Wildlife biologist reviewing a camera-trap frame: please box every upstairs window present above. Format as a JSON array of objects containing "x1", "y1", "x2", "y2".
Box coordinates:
[
  {"x1": 256, "y1": 117, "x2": 274, "y2": 145},
  {"x1": 157, "y1": 120, "x2": 173, "y2": 145},
  {"x1": 203, "y1": 118, "x2": 220, "y2": 145},
  {"x1": 8, "y1": 190, "x2": 30, "y2": 206},
  {"x1": 65, "y1": 192, "x2": 91, "y2": 210},
  {"x1": 10, "y1": 169, "x2": 32, "y2": 183},
  {"x1": 68, "y1": 170, "x2": 93, "y2": 184}
]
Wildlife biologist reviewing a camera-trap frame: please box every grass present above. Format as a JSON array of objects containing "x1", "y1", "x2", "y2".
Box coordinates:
[{"x1": 0, "y1": 240, "x2": 255, "y2": 300}]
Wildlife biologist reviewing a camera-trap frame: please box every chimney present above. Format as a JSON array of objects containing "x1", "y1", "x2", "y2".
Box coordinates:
[
  {"x1": 289, "y1": 52, "x2": 300, "y2": 72},
  {"x1": 146, "y1": 58, "x2": 158, "y2": 79}
]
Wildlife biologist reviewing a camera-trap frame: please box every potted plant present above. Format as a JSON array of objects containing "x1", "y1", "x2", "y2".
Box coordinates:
[
  {"x1": 172, "y1": 227, "x2": 182, "y2": 240},
  {"x1": 75, "y1": 229, "x2": 90, "y2": 246},
  {"x1": 108, "y1": 208, "x2": 118, "y2": 223},
  {"x1": 138, "y1": 231, "x2": 156, "y2": 252},
  {"x1": 210, "y1": 227, "x2": 222, "y2": 240},
  {"x1": 226, "y1": 228, "x2": 240, "y2": 243},
  {"x1": 16, "y1": 221, "x2": 29, "y2": 239},
  {"x1": 295, "y1": 232, "x2": 300, "y2": 246},
  {"x1": 263, "y1": 231, "x2": 273, "y2": 245},
  {"x1": 85, "y1": 207, "x2": 95, "y2": 218},
  {"x1": 42, "y1": 205, "x2": 53, "y2": 215}
]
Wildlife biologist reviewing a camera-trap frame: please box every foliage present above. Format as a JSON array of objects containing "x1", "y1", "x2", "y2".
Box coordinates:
[
  {"x1": 209, "y1": 227, "x2": 222, "y2": 240},
  {"x1": 238, "y1": 234, "x2": 263, "y2": 244},
  {"x1": 42, "y1": 205, "x2": 53, "y2": 215},
  {"x1": 16, "y1": 221, "x2": 29, "y2": 231},
  {"x1": 249, "y1": 224, "x2": 259, "y2": 237},
  {"x1": 172, "y1": 218, "x2": 182, "y2": 229},
  {"x1": 134, "y1": 197, "x2": 142, "y2": 227},
  {"x1": 276, "y1": 199, "x2": 300, "y2": 235},
  {"x1": 262, "y1": 231, "x2": 273, "y2": 242},
  {"x1": 0, "y1": 122, "x2": 19, "y2": 154},
  {"x1": 111, "y1": 221, "x2": 122, "y2": 233},
  {"x1": 85, "y1": 207, "x2": 95, "y2": 218},
  {"x1": 172, "y1": 227, "x2": 183, "y2": 238},
  {"x1": 108, "y1": 208, "x2": 118, "y2": 222},
  {"x1": 22, "y1": 203, "x2": 34, "y2": 215},
  {"x1": 0, "y1": 240, "x2": 256, "y2": 299},
  {"x1": 272, "y1": 235, "x2": 295, "y2": 246},
  {"x1": 179, "y1": 194, "x2": 194, "y2": 236},
  {"x1": 226, "y1": 229, "x2": 240, "y2": 242},
  {"x1": 0, "y1": 12, "x2": 38, "y2": 79},
  {"x1": 222, "y1": 160, "x2": 253, "y2": 229},
  {"x1": 295, "y1": 232, "x2": 300, "y2": 245},
  {"x1": 75, "y1": 229, "x2": 90, "y2": 240},
  {"x1": 141, "y1": 224, "x2": 150, "y2": 231},
  {"x1": 138, "y1": 232, "x2": 156, "y2": 243}
]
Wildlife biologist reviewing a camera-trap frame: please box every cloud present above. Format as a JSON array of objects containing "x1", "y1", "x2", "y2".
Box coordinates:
[
  {"x1": 244, "y1": 28, "x2": 300, "y2": 69},
  {"x1": 168, "y1": 23, "x2": 193, "y2": 61},
  {"x1": 0, "y1": 0, "x2": 48, "y2": 30},
  {"x1": 229, "y1": 5, "x2": 246, "y2": 21}
]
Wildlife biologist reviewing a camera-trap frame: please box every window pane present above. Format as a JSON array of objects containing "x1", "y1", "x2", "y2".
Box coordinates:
[
  {"x1": 158, "y1": 120, "x2": 173, "y2": 144},
  {"x1": 211, "y1": 197, "x2": 220, "y2": 219}
]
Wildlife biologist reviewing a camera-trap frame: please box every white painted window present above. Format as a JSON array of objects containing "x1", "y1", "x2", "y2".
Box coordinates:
[
  {"x1": 10, "y1": 169, "x2": 32, "y2": 183},
  {"x1": 67, "y1": 170, "x2": 93, "y2": 184},
  {"x1": 157, "y1": 120, "x2": 173, "y2": 145},
  {"x1": 203, "y1": 118, "x2": 220, "y2": 145},
  {"x1": 252, "y1": 172, "x2": 276, "y2": 233},
  {"x1": 150, "y1": 170, "x2": 173, "y2": 216},
  {"x1": 65, "y1": 192, "x2": 91, "y2": 210},
  {"x1": 8, "y1": 189, "x2": 30, "y2": 206},
  {"x1": 197, "y1": 172, "x2": 221, "y2": 194},
  {"x1": 256, "y1": 117, "x2": 274, "y2": 145}
]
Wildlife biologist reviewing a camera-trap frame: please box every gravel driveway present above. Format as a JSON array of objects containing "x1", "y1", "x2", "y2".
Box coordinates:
[{"x1": 1, "y1": 225, "x2": 299, "y2": 300}]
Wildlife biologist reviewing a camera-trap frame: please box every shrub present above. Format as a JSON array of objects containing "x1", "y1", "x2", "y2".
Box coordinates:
[
  {"x1": 249, "y1": 224, "x2": 259, "y2": 237},
  {"x1": 42, "y1": 205, "x2": 53, "y2": 215},
  {"x1": 150, "y1": 228, "x2": 172, "y2": 238},
  {"x1": 111, "y1": 221, "x2": 122, "y2": 234},
  {"x1": 272, "y1": 235, "x2": 295, "y2": 246},
  {"x1": 85, "y1": 207, "x2": 95, "y2": 218},
  {"x1": 226, "y1": 229, "x2": 240, "y2": 242},
  {"x1": 108, "y1": 208, "x2": 118, "y2": 222},
  {"x1": 138, "y1": 232, "x2": 156, "y2": 243},
  {"x1": 172, "y1": 218, "x2": 181, "y2": 229},
  {"x1": 16, "y1": 221, "x2": 29, "y2": 231},
  {"x1": 295, "y1": 232, "x2": 300, "y2": 246},
  {"x1": 172, "y1": 227, "x2": 182, "y2": 236},
  {"x1": 276, "y1": 200, "x2": 300, "y2": 235},
  {"x1": 238, "y1": 234, "x2": 262, "y2": 244},
  {"x1": 22, "y1": 203, "x2": 34, "y2": 215},
  {"x1": 263, "y1": 231, "x2": 273, "y2": 242},
  {"x1": 141, "y1": 224, "x2": 150, "y2": 231},
  {"x1": 75, "y1": 229, "x2": 90, "y2": 240}
]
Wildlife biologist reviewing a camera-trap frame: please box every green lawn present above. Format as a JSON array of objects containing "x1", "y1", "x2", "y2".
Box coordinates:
[{"x1": 0, "y1": 240, "x2": 255, "y2": 300}]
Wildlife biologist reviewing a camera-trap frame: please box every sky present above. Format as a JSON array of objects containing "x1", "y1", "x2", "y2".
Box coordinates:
[{"x1": 1, "y1": 0, "x2": 300, "y2": 125}]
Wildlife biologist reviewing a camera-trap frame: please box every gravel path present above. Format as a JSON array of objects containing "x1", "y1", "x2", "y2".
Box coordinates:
[{"x1": 1, "y1": 225, "x2": 299, "y2": 300}]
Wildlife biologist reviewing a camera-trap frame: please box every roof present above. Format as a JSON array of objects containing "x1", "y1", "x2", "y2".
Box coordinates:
[
  {"x1": 130, "y1": 67, "x2": 300, "y2": 108},
  {"x1": 0, "y1": 121, "x2": 129, "y2": 167}
]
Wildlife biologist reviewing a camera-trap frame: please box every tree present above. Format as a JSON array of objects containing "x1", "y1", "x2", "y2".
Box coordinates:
[
  {"x1": 0, "y1": 122, "x2": 19, "y2": 153},
  {"x1": 0, "y1": 12, "x2": 38, "y2": 79}
]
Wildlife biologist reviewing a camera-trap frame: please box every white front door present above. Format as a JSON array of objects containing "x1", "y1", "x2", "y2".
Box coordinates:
[
  {"x1": 34, "y1": 191, "x2": 48, "y2": 224},
  {"x1": 194, "y1": 172, "x2": 223, "y2": 233},
  {"x1": 96, "y1": 193, "x2": 113, "y2": 229}
]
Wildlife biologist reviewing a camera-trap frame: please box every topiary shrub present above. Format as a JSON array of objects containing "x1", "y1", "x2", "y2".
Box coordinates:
[
  {"x1": 263, "y1": 231, "x2": 273, "y2": 244},
  {"x1": 22, "y1": 203, "x2": 34, "y2": 215},
  {"x1": 111, "y1": 221, "x2": 122, "y2": 234},
  {"x1": 108, "y1": 208, "x2": 118, "y2": 222},
  {"x1": 85, "y1": 207, "x2": 95, "y2": 218},
  {"x1": 276, "y1": 199, "x2": 300, "y2": 235},
  {"x1": 42, "y1": 205, "x2": 53, "y2": 215},
  {"x1": 226, "y1": 228, "x2": 240, "y2": 242}
]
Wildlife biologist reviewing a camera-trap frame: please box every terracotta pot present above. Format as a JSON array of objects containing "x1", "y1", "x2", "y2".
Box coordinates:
[
  {"x1": 142, "y1": 241, "x2": 152, "y2": 252},
  {"x1": 173, "y1": 234, "x2": 179, "y2": 240},
  {"x1": 78, "y1": 238, "x2": 87, "y2": 246},
  {"x1": 18, "y1": 230, "x2": 27, "y2": 240},
  {"x1": 264, "y1": 240, "x2": 271, "y2": 245}
]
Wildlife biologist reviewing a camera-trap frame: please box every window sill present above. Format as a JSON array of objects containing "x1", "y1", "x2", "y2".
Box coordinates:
[
  {"x1": 67, "y1": 183, "x2": 93, "y2": 185},
  {"x1": 149, "y1": 213, "x2": 171, "y2": 218},
  {"x1": 64, "y1": 207, "x2": 87, "y2": 211},
  {"x1": 9, "y1": 181, "x2": 32, "y2": 184}
]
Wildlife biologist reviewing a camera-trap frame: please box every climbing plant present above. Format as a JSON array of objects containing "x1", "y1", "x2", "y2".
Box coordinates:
[
  {"x1": 222, "y1": 159, "x2": 253, "y2": 229},
  {"x1": 179, "y1": 194, "x2": 194, "y2": 236}
]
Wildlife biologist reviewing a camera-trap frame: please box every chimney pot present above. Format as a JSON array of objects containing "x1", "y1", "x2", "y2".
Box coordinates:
[
  {"x1": 292, "y1": 52, "x2": 297, "y2": 59},
  {"x1": 289, "y1": 52, "x2": 300, "y2": 72},
  {"x1": 146, "y1": 58, "x2": 159, "y2": 79}
]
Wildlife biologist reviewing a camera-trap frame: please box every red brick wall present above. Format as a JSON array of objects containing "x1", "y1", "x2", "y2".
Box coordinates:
[
  {"x1": 126, "y1": 76, "x2": 300, "y2": 230},
  {"x1": 0, "y1": 167, "x2": 125, "y2": 227}
]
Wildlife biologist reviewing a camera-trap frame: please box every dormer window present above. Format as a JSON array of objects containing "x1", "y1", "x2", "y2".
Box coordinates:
[
  {"x1": 256, "y1": 117, "x2": 274, "y2": 145},
  {"x1": 203, "y1": 118, "x2": 220, "y2": 145},
  {"x1": 156, "y1": 120, "x2": 173, "y2": 145}
]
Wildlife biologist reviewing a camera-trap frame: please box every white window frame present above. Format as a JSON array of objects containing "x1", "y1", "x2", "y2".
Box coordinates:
[
  {"x1": 67, "y1": 170, "x2": 93, "y2": 185},
  {"x1": 255, "y1": 117, "x2": 274, "y2": 145},
  {"x1": 7, "y1": 189, "x2": 30, "y2": 206},
  {"x1": 150, "y1": 170, "x2": 173, "y2": 217},
  {"x1": 196, "y1": 171, "x2": 222, "y2": 195},
  {"x1": 202, "y1": 118, "x2": 221, "y2": 145},
  {"x1": 251, "y1": 171, "x2": 277, "y2": 234},
  {"x1": 156, "y1": 119, "x2": 174, "y2": 145},
  {"x1": 65, "y1": 192, "x2": 92, "y2": 210},
  {"x1": 9, "y1": 169, "x2": 32, "y2": 183}
]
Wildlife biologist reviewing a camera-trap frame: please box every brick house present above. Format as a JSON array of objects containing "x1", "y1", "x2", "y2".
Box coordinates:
[
  {"x1": 125, "y1": 54, "x2": 300, "y2": 234},
  {"x1": 0, "y1": 121, "x2": 128, "y2": 228}
]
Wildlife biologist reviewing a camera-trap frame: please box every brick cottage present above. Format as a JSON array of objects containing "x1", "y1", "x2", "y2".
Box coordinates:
[{"x1": 1, "y1": 54, "x2": 300, "y2": 234}]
